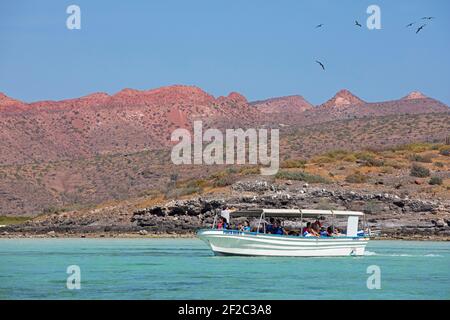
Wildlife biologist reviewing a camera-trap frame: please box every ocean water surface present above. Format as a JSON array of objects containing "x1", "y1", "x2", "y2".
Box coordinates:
[{"x1": 0, "y1": 239, "x2": 448, "y2": 299}]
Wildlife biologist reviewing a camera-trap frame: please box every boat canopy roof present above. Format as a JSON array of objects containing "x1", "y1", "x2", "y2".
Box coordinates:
[{"x1": 230, "y1": 209, "x2": 364, "y2": 218}]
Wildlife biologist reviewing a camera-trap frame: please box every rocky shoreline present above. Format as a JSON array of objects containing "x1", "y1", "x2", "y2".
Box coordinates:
[
  {"x1": 0, "y1": 231, "x2": 195, "y2": 239},
  {"x1": 0, "y1": 231, "x2": 449, "y2": 241},
  {"x1": 2, "y1": 180, "x2": 449, "y2": 241}
]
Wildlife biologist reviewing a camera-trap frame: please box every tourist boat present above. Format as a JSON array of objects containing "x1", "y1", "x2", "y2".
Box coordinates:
[{"x1": 197, "y1": 209, "x2": 370, "y2": 257}]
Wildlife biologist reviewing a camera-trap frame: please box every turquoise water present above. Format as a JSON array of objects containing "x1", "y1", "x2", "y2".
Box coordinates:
[{"x1": 0, "y1": 239, "x2": 448, "y2": 300}]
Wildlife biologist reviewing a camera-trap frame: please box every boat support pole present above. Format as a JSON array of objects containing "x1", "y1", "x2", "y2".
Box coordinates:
[
  {"x1": 300, "y1": 210, "x2": 303, "y2": 236},
  {"x1": 363, "y1": 213, "x2": 369, "y2": 237},
  {"x1": 257, "y1": 212, "x2": 264, "y2": 235},
  {"x1": 212, "y1": 214, "x2": 217, "y2": 229},
  {"x1": 331, "y1": 210, "x2": 335, "y2": 233}
]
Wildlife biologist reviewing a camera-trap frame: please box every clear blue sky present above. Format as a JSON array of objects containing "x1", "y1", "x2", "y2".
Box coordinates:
[{"x1": 1, "y1": 0, "x2": 449, "y2": 105}]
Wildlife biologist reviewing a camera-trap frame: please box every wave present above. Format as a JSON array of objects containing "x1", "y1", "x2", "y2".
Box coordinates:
[
  {"x1": 387, "y1": 253, "x2": 443, "y2": 257},
  {"x1": 364, "y1": 251, "x2": 443, "y2": 257}
]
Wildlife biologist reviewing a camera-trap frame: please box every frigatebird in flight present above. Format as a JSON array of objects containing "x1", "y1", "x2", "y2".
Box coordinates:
[
  {"x1": 355, "y1": 20, "x2": 362, "y2": 27},
  {"x1": 315, "y1": 24, "x2": 324, "y2": 29},
  {"x1": 406, "y1": 22, "x2": 415, "y2": 28},
  {"x1": 421, "y1": 16, "x2": 435, "y2": 20},
  {"x1": 315, "y1": 60, "x2": 325, "y2": 70},
  {"x1": 416, "y1": 24, "x2": 426, "y2": 34}
]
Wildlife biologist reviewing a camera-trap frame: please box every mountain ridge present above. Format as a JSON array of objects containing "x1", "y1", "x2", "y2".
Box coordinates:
[
  {"x1": 0, "y1": 85, "x2": 448, "y2": 166},
  {"x1": 1, "y1": 86, "x2": 448, "y2": 112}
]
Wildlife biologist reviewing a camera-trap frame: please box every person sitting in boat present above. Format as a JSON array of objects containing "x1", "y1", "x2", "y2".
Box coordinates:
[
  {"x1": 302, "y1": 222, "x2": 311, "y2": 236},
  {"x1": 243, "y1": 221, "x2": 251, "y2": 232},
  {"x1": 314, "y1": 219, "x2": 323, "y2": 229},
  {"x1": 326, "y1": 226, "x2": 334, "y2": 237},
  {"x1": 217, "y1": 217, "x2": 229, "y2": 230},
  {"x1": 303, "y1": 222, "x2": 319, "y2": 237},
  {"x1": 320, "y1": 227, "x2": 328, "y2": 237},
  {"x1": 333, "y1": 227, "x2": 342, "y2": 236},
  {"x1": 271, "y1": 221, "x2": 281, "y2": 234},
  {"x1": 266, "y1": 217, "x2": 275, "y2": 234},
  {"x1": 312, "y1": 221, "x2": 321, "y2": 235},
  {"x1": 272, "y1": 220, "x2": 287, "y2": 235},
  {"x1": 223, "y1": 217, "x2": 229, "y2": 230},
  {"x1": 217, "y1": 217, "x2": 223, "y2": 230}
]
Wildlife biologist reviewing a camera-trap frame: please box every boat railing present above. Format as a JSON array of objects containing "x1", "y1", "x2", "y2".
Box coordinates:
[{"x1": 201, "y1": 228, "x2": 369, "y2": 239}]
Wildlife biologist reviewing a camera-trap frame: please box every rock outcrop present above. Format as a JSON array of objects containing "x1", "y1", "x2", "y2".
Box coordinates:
[
  {"x1": 318, "y1": 89, "x2": 365, "y2": 109},
  {"x1": 130, "y1": 182, "x2": 450, "y2": 238},
  {"x1": 251, "y1": 95, "x2": 313, "y2": 114}
]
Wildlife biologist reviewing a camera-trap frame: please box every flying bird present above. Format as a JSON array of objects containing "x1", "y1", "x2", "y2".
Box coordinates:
[
  {"x1": 406, "y1": 22, "x2": 415, "y2": 27},
  {"x1": 355, "y1": 20, "x2": 362, "y2": 27},
  {"x1": 421, "y1": 16, "x2": 435, "y2": 20},
  {"x1": 416, "y1": 24, "x2": 426, "y2": 34},
  {"x1": 315, "y1": 24, "x2": 324, "y2": 29},
  {"x1": 315, "y1": 60, "x2": 325, "y2": 70}
]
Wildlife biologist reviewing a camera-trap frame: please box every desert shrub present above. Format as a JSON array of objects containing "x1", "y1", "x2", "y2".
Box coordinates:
[
  {"x1": 355, "y1": 151, "x2": 377, "y2": 162},
  {"x1": 431, "y1": 145, "x2": 440, "y2": 150},
  {"x1": 342, "y1": 154, "x2": 357, "y2": 162},
  {"x1": 434, "y1": 162, "x2": 444, "y2": 168},
  {"x1": 275, "y1": 171, "x2": 330, "y2": 184},
  {"x1": 345, "y1": 172, "x2": 368, "y2": 183},
  {"x1": 384, "y1": 160, "x2": 405, "y2": 169},
  {"x1": 312, "y1": 150, "x2": 357, "y2": 163},
  {"x1": 213, "y1": 175, "x2": 236, "y2": 187},
  {"x1": 281, "y1": 159, "x2": 307, "y2": 169},
  {"x1": 311, "y1": 156, "x2": 334, "y2": 164},
  {"x1": 363, "y1": 158, "x2": 385, "y2": 167},
  {"x1": 409, "y1": 153, "x2": 433, "y2": 163},
  {"x1": 393, "y1": 143, "x2": 432, "y2": 153},
  {"x1": 186, "y1": 179, "x2": 208, "y2": 189},
  {"x1": 410, "y1": 164, "x2": 430, "y2": 178},
  {"x1": 429, "y1": 176, "x2": 443, "y2": 185},
  {"x1": 239, "y1": 166, "x2": 261, "y2": 175},
  {"x1": 324, "y1": 150, "x2": 355, "y2": 161},
  {"x1": 439, "y1": 146, "x2": 450, "y2": 156},
  {"x1": 226, "y1": 167, "x2": 239, "y2": 174},
  {"x1": 210, "y1": 168, "x2": 236, "y2": 181}
]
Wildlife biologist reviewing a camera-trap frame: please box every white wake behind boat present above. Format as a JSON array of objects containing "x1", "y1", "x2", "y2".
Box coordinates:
[{"x1": 197, "y1": 209, "x2": 370, "y2": 257}]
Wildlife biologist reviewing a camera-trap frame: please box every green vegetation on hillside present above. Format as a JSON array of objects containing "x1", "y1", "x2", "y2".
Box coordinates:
[{"x1": 0, "y1": 216, "x2": 32, "y2": 225}]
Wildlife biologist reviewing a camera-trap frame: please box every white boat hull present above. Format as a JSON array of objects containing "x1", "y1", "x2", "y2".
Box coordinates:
[{"x1": 197, "y1": 230, "x2": 369, "y2": 257}]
